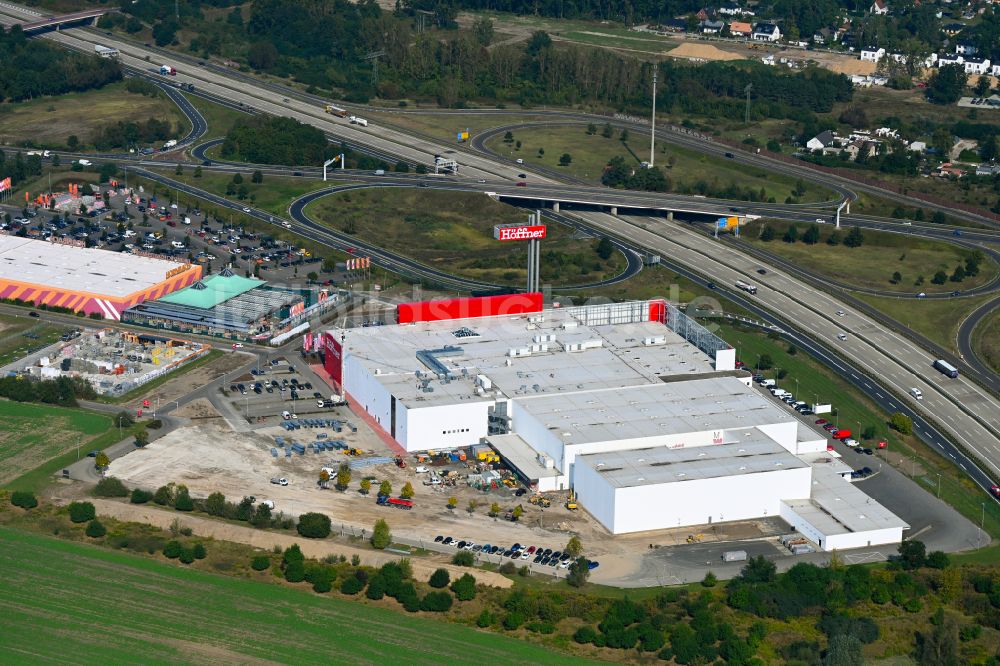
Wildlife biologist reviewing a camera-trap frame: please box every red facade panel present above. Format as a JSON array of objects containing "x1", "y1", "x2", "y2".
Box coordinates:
[
  {"x1": 396, "y1": 292, "x2": 544, "y2": 324},
  {"x1": 323, "y1": 331, "x2": 343, "y2": 388},
  {"x1": 648, "y1": 299, "x2": 666, "y2": 323}
]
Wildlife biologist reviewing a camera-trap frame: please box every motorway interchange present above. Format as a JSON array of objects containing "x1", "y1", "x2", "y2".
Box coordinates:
[{"x1": 1, "y1": 2, "x2": 1000, "y2": 511}]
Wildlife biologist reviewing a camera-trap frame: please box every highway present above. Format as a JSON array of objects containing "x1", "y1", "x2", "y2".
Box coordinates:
[{"x1": 2, "y1": 1, "x2": 1000, "y2": 498}]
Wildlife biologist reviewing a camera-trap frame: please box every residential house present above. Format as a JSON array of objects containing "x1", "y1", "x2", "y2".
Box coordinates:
[
  {"x1": 991, "y1": 63, "x2": 1000, "y2": 76},
  {"x1": 761, "y1": 54, "x2": 776, "y2": 65},
  {"x1": 955, "y1": 41, "x2": 978, "y2": 56},
  {"x1": 752, "y1": 22, "x2": 781, "y2": 42},
  {"x1": 807, "y1": 130, "x2": 836, "y2": 151},
  {"x1": 964, "y1": 57, "x2": 991, "y2": 74},
  {"x1": 975, "y1": 164, "x2": 1000, "y2": 177},
  {"x1": 730, "y1": 21, "x2": 753, "y2": 37},
  {"x1": 937, "y1": 53, "x2": 964, "y2": 67},
  {"x1": 908, "y1": 141, "x2": 928, "y2": 152},
  {"x1": 701, "y1": 19, "x2": 725, "y2": 34},
  {"x1": 718, "y1": 5, "x2": 753, "y2": 16},
  {"x1": 937, "y1": 163, "x2": 966, "y2": 178},
  {"x1": 870, "y1": 0, "x2": 889, "y2": 14},
  {"x1": 889, "y1": 53, "x2": 908, "y2": 64},
  {"x1": 860, "y1": 47, "x2": 886, "y2": 61},
  {"x1": 813, "y1": 27, "x2": 839, "y2": 43}
]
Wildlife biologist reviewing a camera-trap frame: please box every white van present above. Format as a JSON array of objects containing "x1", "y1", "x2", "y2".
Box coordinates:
[
  {"x1": 909, "y1": 387, "x2": 923, "y2": 400},
  {"x1": 414, "y1": 465, "x2": 429, "y2": 474},
  {"x1": 761, "y1": 379, "x2": 776, "y2": 387},
  {"x1": 281, "y1": 410, "x2": 292, "y2": 420}
]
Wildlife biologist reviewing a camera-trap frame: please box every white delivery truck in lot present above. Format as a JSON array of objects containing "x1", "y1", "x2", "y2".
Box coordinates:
[{"x1": 723, "y1": 550, "x2": 748, "y2": 562}]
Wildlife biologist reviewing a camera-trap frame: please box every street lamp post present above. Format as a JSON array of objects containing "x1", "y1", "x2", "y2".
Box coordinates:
[{"x1": 937, "y1": 473, "x2": 941, "y2": 498}]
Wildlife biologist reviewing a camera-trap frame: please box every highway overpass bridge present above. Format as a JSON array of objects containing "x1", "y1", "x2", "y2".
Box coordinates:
[{"x1": 4, "y1": 8, "x2": 115, "y2": 33}]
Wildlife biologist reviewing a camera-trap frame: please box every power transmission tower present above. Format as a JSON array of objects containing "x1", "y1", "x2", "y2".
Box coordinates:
[
  {"x1": 744, "y1": 83, "x2": 753, "y2": 126},
  {"x1": 364, "y1": 50, "x2": 386, "y2": 86}
]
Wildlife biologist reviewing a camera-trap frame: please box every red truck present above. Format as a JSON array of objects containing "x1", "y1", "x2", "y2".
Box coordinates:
[
  {"x1": 833, "y1": 429, "x2": 851, "y2": 440},
  {"x1": 376, "y1": 495, "x2": 413, "y2": 510}
]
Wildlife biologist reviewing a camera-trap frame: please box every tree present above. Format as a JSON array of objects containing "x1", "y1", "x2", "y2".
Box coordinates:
[
  {"x1": 891, "y1": 271, "x2": 902, "y2": 284},
  {"x1": 564, "y1": 536, "x2": 583, "y2": 558},
  {"x1": 757, "y1": 354, "x2": 774, "y2": 370},
  {"x1": 559, "y1": 153, "x2": 572, "y2": 166},
  {"x1": 827, "y1": 230, "x2": 841, "y2": 246},
  {"x1": 318, "y1": 469, "x2": 330, "y2": 489},
  {"x1": 926, "y1": 551, "x2": 950, "y2": 569},
  {"x1": 394, "y1": 160, "x2": 409, "y2": 173},
  {"x1": 601, "y1": 123, "x2": 613, "y2": 138},
  {"x1": 134, "y1": 429, "x2": 149, "y2": 448},
  {"x1": 252, "y1": 170, "x2": 263, "y2": 184},
  {"x1": 371, "y1": 518, "x2": 391, "y2": 549},
  {"x1": 783, "y1": 225, "x2": 798, "y2": 243},
  {"x1": 586, "y1": 123, "x2": 597, "y2": 135},
  {"x1": 619, "y1": 128, "x2": 629, "y2": 142},
  {"x1": 702, "y1": 571, "x2": 718, "y2": 587},
  {"x1": 175, "y1": 164, "x2": 183, "y2": 176},
  {"x1": 950, "y1": 265, "x2": 966, "y2": 282},
  {"x1": 400, "y1": 482, "x2": 414, "y2": 499},
  {"x1": 932, "y1": 271, "x2": 948, "y2": 285},
  {"x1": 94, "y1": 451, "x2": 110, "y2": 470},
  {"x1": 511, "y1": 505, "x2": 523, "y2": 521},
  {"x1": 916, "y1": 608, "x2": 960, "y2": 666},
  {"x1": 429, "y1": 568, "x2": 450, "y2": 588},
  {"x1": 897, "y1": 540, "x2": 927, "y2": 569},
  {"x1": 890, "y1": 412, "x2": 913, "y2": 435},
  {"x1": 739, "y1": 555, "x2": 777, "y2": 583},
  {"x1": 974, "y1": 75, "x2": 992, "y2": 98},
  {"x1": 452, "y1": 550, "x2": 474, "y2": 566},
  {"x1": 174, "y1": 486, "x2": 194, "y2": 511},
  {"x1": 130, "y1": 488, "x2": 152, "y2": 504},
  {"x1": 205, "y1": 492, "x2": 226, "y2": 516},
  {"x1": 251, "y1": 555, "x2": 270, "y2": 571},
  {"x1": 152, "y1": 19, "x2": 179, "y2": 47},
  {"x1": 472, "y1": 16, "x2": 494, "y2": 45},
  {"x1": 68, "y1": 501, "x2": 96, "y2": 523},
  {"x1": 843, "y1": 226, "x2": 865, "y2": 248},
  {"x1": 193, "y1": 166, "x2": 202, "y2": 178},
  {"x1": 502, "y1": 131, "x2": 514, "y2": 145},
  {"x1": 84, "y1": 519, "x2": 105, "y2": 537},
  {"x1": 760, "y1": 225, "x2": 775, "y2": 242},
  {"x1": 489, "y1": 502, "x2": 501, "y2": 517},
  {"x1": 466, "y1": 499, "x2": 478, "y2": 515},
  {"x1": 447, "y1": 496, "x2": 458, "y2": 510},
  {"x1": 359, "y1": 479, "x2": 371, "y2": 495},
  {"x1": 378, "y1": 480, "x2": 391, "y2": 497},
  {"x1": 595, "y1": 237, "x2": 613, "y2": 260},
  {"x1": 67, "y1": 135, "x2": 80, "y2": 151},
  {"x1": 335, "y1": 463, "x2": 351, "y2": 491},
  {"x1": 802, "y1": 224, "x2": 821, "y2": 244},
  {"x1": 927, "y1": 64, "x2": 966, "y2": 105},
  {"x1": 564, "y1": 557, "x2": 590, "y2": 587},
  {"x1": 297, "y1": 512, "x2": 332, "y2": 538},
  {"x1": 824, "y1": 634, "x2": 864, "y2": 666},
  {"x1": 94, "y1": 477, "x2": 128, "y2": 497}
]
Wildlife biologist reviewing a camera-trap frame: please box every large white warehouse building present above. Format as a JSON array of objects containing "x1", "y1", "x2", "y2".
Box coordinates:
[{"x1": 321, "y1": 295, "x2": 906, "y2": 550}]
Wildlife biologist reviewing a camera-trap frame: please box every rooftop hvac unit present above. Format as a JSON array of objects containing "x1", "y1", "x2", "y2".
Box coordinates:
[
  {"x1": 476, "y1": 374, "x2": 492, "y2": 390},
  {"x1": 533, "y1": 333, "x2": 556, "y2": 343},
  {"x1": 642, "y1": 335, "x2": 666, "y2": 346},
  {"x1": 561, "y1": 321, "x2": 578, "y2": 330}
]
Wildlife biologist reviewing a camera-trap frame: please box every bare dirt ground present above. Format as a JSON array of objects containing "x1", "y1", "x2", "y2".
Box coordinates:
[
  {"x1": 668, "y1": 43, "x2": 743, "y2": 62},
  {"x1": 86, "y1": 498, "x2": 512, "y2": 588},
  {"x1": 171, "y1": 397, "x2": 223, "y2": 421}
]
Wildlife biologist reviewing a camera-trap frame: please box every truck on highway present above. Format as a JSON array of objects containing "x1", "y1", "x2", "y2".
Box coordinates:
[
  {"x1": 161, "y1": 139, "x2": 178, "y2": 151},
  {"x1": 324, "y1": 104, "x2": 348, "y2": 117},
  {"x1": 348, "y1": 115, "x2": 369, "y2": 127},
  {"x1": 160, "y1": 64, "x2": 177, "y2": 76},
  {"x1": 94, "y1": 44, "x2": 119, "y2": 59},
  {"x1": 735, "y1": 280, "x2": 758, "y2": 295},
  {"x1": 933, "y1": 359, "x2": 959, "y2": 378}
]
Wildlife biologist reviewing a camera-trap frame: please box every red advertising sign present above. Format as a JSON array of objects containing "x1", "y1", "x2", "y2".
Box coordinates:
[
  {"x1": 323, "y1": 332, "x2": 343, "y2": 389},
  {"x1": 494, "y1": 224, "x2": 547, "y2": 242}
]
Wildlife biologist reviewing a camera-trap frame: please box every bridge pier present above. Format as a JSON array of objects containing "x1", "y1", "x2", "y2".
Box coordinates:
[
  {"x1": 552, "y1": 201, "x2": 560, "y2": 213},
  {"x1": 610, "y1": 206, "x2": 618, "y2": 216},
  {"x1": 666, "y1": 210, "x2": 674, "y2": 221},
  {"x1": 845, "y1": 202, "x2": 850, "y2": 214}
]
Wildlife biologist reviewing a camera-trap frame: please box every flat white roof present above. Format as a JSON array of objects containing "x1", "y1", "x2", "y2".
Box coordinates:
[
  {"x1": 515, "y1": 377, "x2": 795, "y2": 446},
  {"x1": 341, "y1": 308, "x2": 717, "y2": 408},
  {"x1": 575, "y1": 435, "x2": 807, "y2": 488},
  {"x1": 486, "y1": 433, "x2": 563, "y2": 480},
  {"x1": 784, "y1": 461, "x2": 909, "y2": 535},
  {"x1": 0, "y1": 236, "x2": 183, "y2": 298}
]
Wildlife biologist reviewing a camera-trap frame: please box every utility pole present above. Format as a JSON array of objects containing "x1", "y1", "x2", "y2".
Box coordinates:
[
  {"x1": 744, "y1": 83, "x2": 753, "y2": 126},
  {"x1": 364, "y1": 50, "x2": 386, "y2": 86},
  {"x1": 175, "y1": 0, "x2": 179, "y2": 20},
  {"x1": 649, "y1": 69, "x2": 657, "y2": 168}
]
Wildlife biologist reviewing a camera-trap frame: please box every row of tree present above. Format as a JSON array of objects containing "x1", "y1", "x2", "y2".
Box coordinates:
[{"x1": 0, "y1": 27, "x2": 121, "y2": 103}]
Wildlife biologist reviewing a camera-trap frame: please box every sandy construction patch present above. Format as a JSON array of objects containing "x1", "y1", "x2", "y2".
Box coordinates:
[
  {"x1": 828, "y1": 59, "x2": 877, "y2": 76},
  {"x1": 668, "y1": 43, "x2": 744, "y2": 62}
]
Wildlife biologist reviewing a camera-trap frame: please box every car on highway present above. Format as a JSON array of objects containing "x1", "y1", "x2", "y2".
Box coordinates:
[
  {"x1": 29, "y1": 311, "x2": 39, "y2": 318},
  {"x1": 836, "y1": 310, "x2": 845, "y2": 317},
  {"x1": 756, "y1": 268, "x2": 767, "y2": 275},
  {"x1": 917, "y1": 292, "x2": 926, "y2": 298},
  {"x1": 951, "y1": 291, "x2": 960, "y2": 296},
  {"x1": 518, "y1": 173, "x2": 527, "y2": 178},
  {"x1": 516, "y1": 182, "x2": 527, "y2": 187},
  {"x1": 242, "y1": 207, "x2": 251, "y2": 213},
  {"x1": 837, "y1": 333, "x2": 848, "y2": 341},
  {"x1": 815, "y1": 218, "x2": 826, "y2": 223},
  {"x1": 516, "y1": 158, "x2": 524, "y2": 164}
]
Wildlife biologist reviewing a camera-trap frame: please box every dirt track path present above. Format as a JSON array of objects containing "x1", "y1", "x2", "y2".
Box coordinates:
[{"x1": 89, "y1": 499, "x2": 512, "y2": 588}]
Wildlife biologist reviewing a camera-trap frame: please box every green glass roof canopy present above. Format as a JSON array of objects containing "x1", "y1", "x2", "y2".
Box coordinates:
[{"x1": 157, "y1": 272, "x2": 263, "y2": 309}]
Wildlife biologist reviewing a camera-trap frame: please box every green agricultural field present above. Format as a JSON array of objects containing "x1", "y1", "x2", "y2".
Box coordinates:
[
  {"x1": 0, "y1": 401, "x2": 110, "y2": 485},
  {"x1": 0, "y1": 314, "x2": 69, "y2": 368},
  {"x1": 486, "y1": 125, "x2": 833, "y2": 203},
  {"x1": 306, "y1": 188, "x2": 624, "y2": 286},
  {"x1": 0, "y1": 81, "x2": 186, "y2": 149},
  {"x1": 0, "y1": 527, "x2": 586, "y2": 665},
  {"x1": 745, "y1": 220, "x2": 996, "y2": 295}
]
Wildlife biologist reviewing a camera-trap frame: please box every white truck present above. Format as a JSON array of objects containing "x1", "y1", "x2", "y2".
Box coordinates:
[
  {"x1": 348, "y1": 115, "x2": 369, "y2": 127},
  {"x1": 161, "y1": 139, "x2": 178, "y2": 151}
]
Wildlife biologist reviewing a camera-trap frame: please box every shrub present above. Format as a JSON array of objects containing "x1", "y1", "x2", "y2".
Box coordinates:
[
  {"x1": 94, "y1": 477, "x2": 129, "y2": 497},
  {"x1": 574, "y1": 626, "x2": 598, "y2": 644},
  {"x1": 420, "y1": 590, "x2": 454, "y2": 612},
  {"x1": 153, "y1": 484, "x2": 174, "y2": 506},
  {"x1": 366, "y1": 575, "x2": 386, "y2": 600},
  {"x1": 297, "y1": 512, "x2": 332, "y2": 538},
  {"x1": 251, "y1": 555, "x2": 270, "y2": 571},
  {"x1": 503, "y1": 611, "x2": 525, "y2": 630},
  {"x1": 452, "y1": 550, "x2": 474, "y2": 566},
  {"x1": 398, "y1": 584, "x2": 421, "y2": 612},
  {"x1": 179, "y1": 548, "x2": 195, "y2": 564},
  {"x1": 450, "y1": 573, "x2": 477, "y2": 601},
  {"x1": 476, "y1": 610, "x2": 493, "y2": 628},
  {"x1": 371, "y1": 518, "x2": 391, "y2": 549},
  {"x1": 429, "y1": 568, "x2": 450, "y2": 588},
  {"x1": 10, "y1": 491, "x2": 38, "y2": 509},
  {"x1": 163, "y1": 540, "x2": 183, "y2": 558},
  {"x1": 340, "y1": 576, "x2": 365, "y2": 595},
  {"x1": 130, "y1": 488, "x2": 152, "y2": 504},
  {"x1": 284, "y1": 560, "x2": 306, "y2": 583},
  {"x1": 68, "y1": 501, "x2": 96, "y2": 523},
  {"x1": 312, "y1": 577, "x2": 332, "y2": 593},
  {"x1": 702, "y1": 571, "x2": 718, "y2": 587},
  {"x1": 498, "y1": 561, "x2": 517, "y2": 574},
  {"x1": 174, "y1": 488, "x2": 194, "y2": 512},
  {"x1": 926, "y1": 551, "x2": 950, "y2": 569},
  {"x1": 192, "y1": 543, "x2": 207, "y2": 560},
  {"x1": 85, "y1": 519, "x2": 106, "y2": 538}
]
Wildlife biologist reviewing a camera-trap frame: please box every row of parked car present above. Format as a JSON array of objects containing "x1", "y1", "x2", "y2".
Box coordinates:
[
  {"x1": 432, "y1": 536, "x2": 600, "y2": 570},
  {"x1": 753, "y1": 375, "x2": 815, "y2": 415}
]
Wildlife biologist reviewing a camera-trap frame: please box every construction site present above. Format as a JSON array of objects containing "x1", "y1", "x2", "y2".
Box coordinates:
[{"x1": 24, "y1": 328, "x2": 208, "y2": 396}]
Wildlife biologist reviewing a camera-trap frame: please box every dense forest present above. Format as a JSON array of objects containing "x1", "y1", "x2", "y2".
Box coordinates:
[
  {"x1": 0, "y1": 26, "x2": 121, "y2": 102},
  {"x1": 220, "y1": 116, "x2": 335, "y2": 165},
  {"x1": 0, "y1": 149, "x2": 43, "y2": 189}
]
